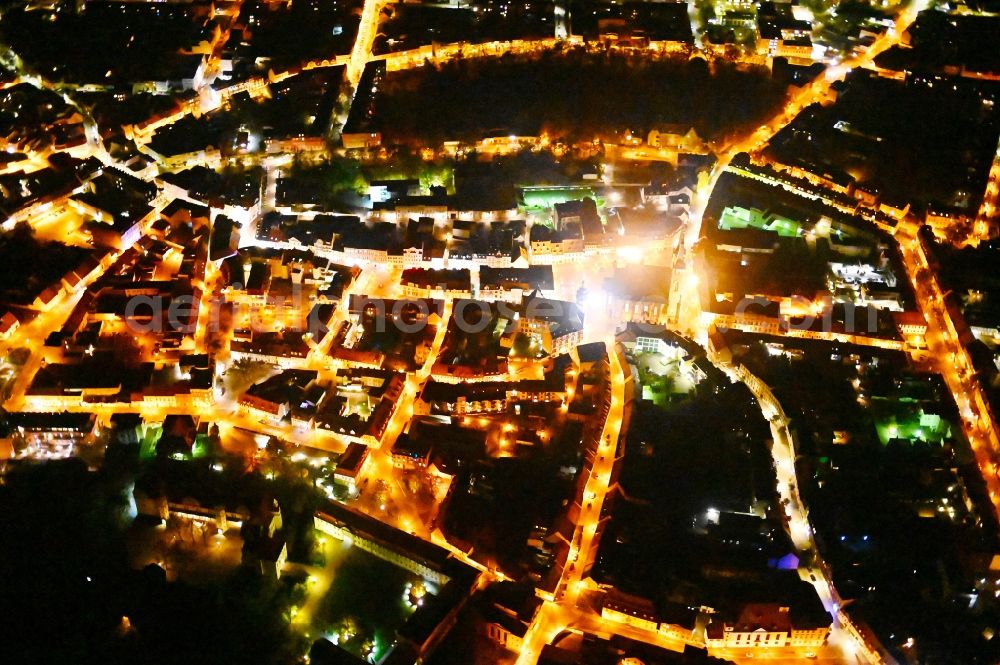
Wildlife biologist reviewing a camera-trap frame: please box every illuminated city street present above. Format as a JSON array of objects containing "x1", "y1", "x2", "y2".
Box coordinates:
[{"x1": 1, "y1": 0, "x2": 999, "y2": 663}]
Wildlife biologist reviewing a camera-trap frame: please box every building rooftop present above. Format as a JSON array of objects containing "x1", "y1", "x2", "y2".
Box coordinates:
[{"x1": 480, "y1": 265, "x2": 554, "y2": 292}]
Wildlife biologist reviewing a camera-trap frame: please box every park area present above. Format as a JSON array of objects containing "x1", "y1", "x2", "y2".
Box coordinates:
[{"x1": 370, "y1": 48, "x2": 789, "y2": 145}]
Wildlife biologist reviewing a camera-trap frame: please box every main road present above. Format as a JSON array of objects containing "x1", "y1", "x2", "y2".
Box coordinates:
[
  {"x1": 706, "y1": 358, "x2": 886, "y2": 665},
  {"x1": 659, "y1": 6, "x2": 934, "y2": 662},
  {"x1": 894, "y1": 225, "x2": 1000, "y2": 517},
  {"x1": 347, "y1": 0, "x2": 391, "y2": 85},
  {"x1": 515, "y1": 337, "x2": 630, "y2": 664}
]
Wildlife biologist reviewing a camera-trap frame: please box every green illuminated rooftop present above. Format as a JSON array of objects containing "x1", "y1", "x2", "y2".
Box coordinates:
[{"x1": 719, "y1": 205, "x2": 802, "y2": 238}]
